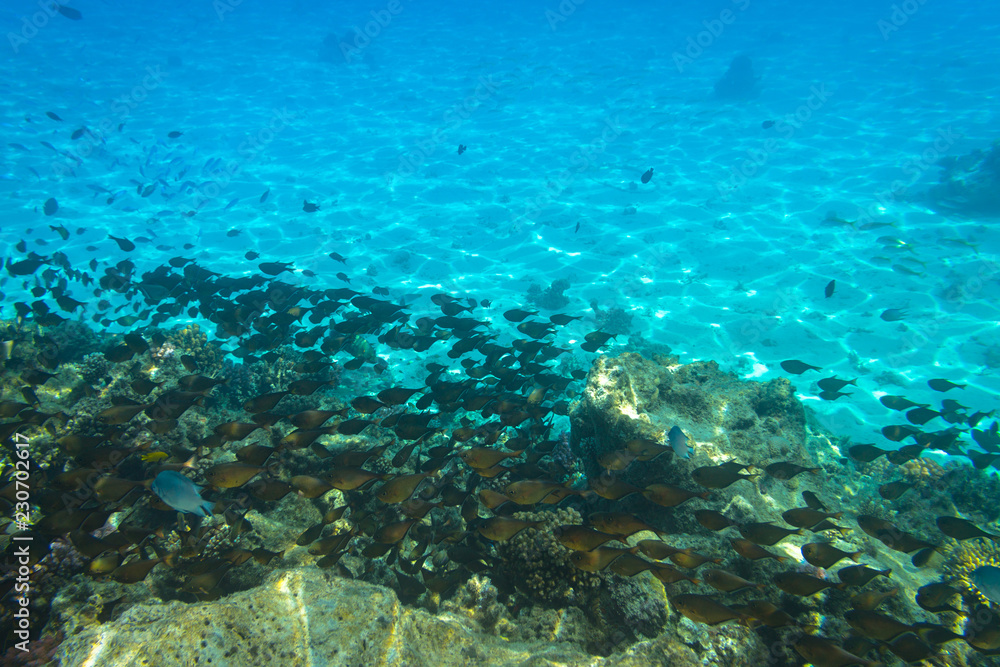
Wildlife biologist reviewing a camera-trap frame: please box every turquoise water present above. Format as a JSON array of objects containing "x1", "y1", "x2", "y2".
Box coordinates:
[
  {"x1": 2, "y1": 1, "x2": 1000, "y2": 661},
  {"x1": 3, "y1": 1, "x2": 997, "y2": 450}
]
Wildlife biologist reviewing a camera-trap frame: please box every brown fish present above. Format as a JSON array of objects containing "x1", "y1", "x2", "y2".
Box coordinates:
[
  {"x1": 373, "y1": 519, "x2": 418, "y2": 544},
  {"x1": 764, "y1": 461, "x2": 821, "y2": 480},
  {"x1": 671, "y1": 594, "x2": 746, "y2": 626},
  {"x1": 801, "y1": 543, "x2": 861, "y2": 569},
  {"x1": 590, "y1": 476, "x2": 643, "y2": 500},
  {"x1": 694, "y1": 509, "x2": 737, "y2": 532},
  {"x1": 555, "y1": 525, "x2": 626, "y2": 551},
  {"x1": 588, "y1": 512, "x2": 664, "y2": 538},
  {"x1": 503, "y1": 479, "x2": 565, "y2": 504},
  {"x1": 703, "y1": 569, "x2": 765, "y2": 593},
  {"x1": 203, "y1": 463, "x2": 263, "y2": 488},
  {"x1": 936, "y1": 516, "x2": 1000, "y2": 542},
  {"x1": 878, "y1": 480, "x2": 915, "y2": 500},
  {"x1": 915, "y1": 582, "x2": 962, "y2": 614},
  {"x1": 731, "y1": 600, "x2": 798, "y2": 628},
  {"x1": 730, "y1": 538, "x2": 786, "y2": 562},
  {"x1": 290, "y1": 475, "x2": 334, "y2": 499},
  {"x1": 738, "y1": 522, "x2": 802, "y2": 546},
  {"x1": 110, "y1": 557, "x2": 162, "y2": 584},
  {"x1": 642, "y1": 483, "x2": 710, "y2": 507},
  {"x1": 609, "y1": 553, "x2": 656, "y2": 577},
  {"x1": 243, "y1": 391, "x2": 289, "y2": 413},
  {"x1": 97, "y1": 403, "x2": 148, "y2": 424},
  {"x1": 691, "y1": 464, "x2": 758, "y2": 489},
  {"x1": 850, "y1": 587, "x2": 898, "y2": 611},
  {"x1": 376, "y1": 469, "x2": 437, "y2": 504},
  {"x1": 669, "y1": 550, "x2": 720, "y2": 569},
  {"x1": 782, "y1": 507, "x2": 843, "y2": 528},
  {"x1": 847, "y1": 444, "x2": 888, "y2": 463},
  {"x1": 598, "y1": 449, "x2": 637, "y2": 471},
  {"x1": 649, "y1": 563, "x2": 700, "y2": 585},
  {"x1": 845, "y1": 610, "x2": 913, "y2": 641},
  {"x1": 569, "y1": 546, "x2": 636, "y2": 572},
  {"x1": 325, "y1": 467, "x2": 386, "y2": 490},
  {"x1": 477, "y1": 517, "x2": 542, "y2": 542},
  {"x1": 636, "y1": 540, "x2": 688, "y2": 561},
  {"x1": 794, "y1": 634, "x2": 880, "y2": 667},
  {"x1": 774, "y1": 571, "x2": 845, "y2": 596},
  {"x1": 838, "y1": 565, "x2": 892, "y2": 587},
  {"x1": 459, "y1": 447, "x2": 523, "y2": 469}
]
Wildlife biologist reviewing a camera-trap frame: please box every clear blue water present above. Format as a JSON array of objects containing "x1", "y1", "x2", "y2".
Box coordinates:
[{"x1": 2, "y1": 0, "x2": 999, "y2": 447}]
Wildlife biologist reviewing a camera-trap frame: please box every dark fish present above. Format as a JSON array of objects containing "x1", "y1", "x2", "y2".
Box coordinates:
[
  {"x1": 915, "y1": 582, "x2": 961, "y2": 613},
  {"x1": 259, "y1": 261, "x2": 294, "y2": 276},
  {"x1": 773, "y1": 571, "x2": 844, "y2": 596},
  {"x1": 824, "y1": 279, "x2": 835, "y2": 297},
  {"x1": 329, "y1": 252, "x2": 347, "y2": 263},
  {"x1": 816, "y1": 376, "x2": 856, "y2": 392},
  {"x1": 878, "y1": 480, "x2": 915, "y2": 500},
  {"x1": 782, "y1": 507, "x2": 842, "y2": 528},
  {"x1": 848, "y1": 444, "x2": 887, "y2": 462},
  {"x1": 801, "y1": 543, "x2": 860, "y2": 569},
  {"x1": 906, "y1": 406, "x2": 940, "y2": 425},
  {"x1": 844, "y1": 610, "x2": 914, "y2": 642},
  {"x1": 879, "y1": 395, "x2": 927, "y2": 411},
  {"x1": 738, "y1": 522, "x2": 802, "y2": 546},
  {"x1": 764, "y1": 461, "x2": 820, "y2": 480},
  {"x1": 108, "y1": 235, "x2": 135, "y2": 251},
  {"x1": 691, "y1": 463, "x2": 757, "y2": 489},
  {"x1": 730, "y1": 538, "x2": 785, "y2": 562},
  {"x1": 794, "y1": 634, "x2": 880, "y2": 667},
  {"x1": 167, "y1": 131, "x2": 183, "y2": 138},
  {"x1": 928, "y1": 378, "x2": 965, "y2": 392},
  {"x1": 46, "y1": 111, "x2": 63, "y2": 121},
  {"x1": 457, "y1": 144, "x2": 466, "y2": 154},
  {"x1": 761, "y1": 120, "x2": 775, "y2": 129},
  {"x1": 670, "y1": 594, "x2": 746, "y2": 626},
  {"x1": 780, "y1": 359, "x2": 821, "y2": 374},
  {"x1": 503, "y1": 308, "x2": 537, "y2": 322},
  {"x1": 936, "y1": 516, "x2": 1000, "y2": 542},
  {"x1": 880, "y1": 308, "x2": 907, "y2": 321},
  {"x1": 694, "y1": 509, "x2": 737, "y2": 532},
  {"x1": 640, "y1": 168, "x2": 653, "y2": 184},
  {"x1": 43, "y1": 198, "x2": 59, "y2": 216},
  {"x1": 303, "y1": 200, "x2": 320, "y2": 212},
  {"x1": 54, "y1": 4, "x2": 82, "y2": 20},
  {"x1": 838, "y1": 564, "x2": 891, "y2": 587},
  {"x1": 260, "y1": 188, "x2": 270, "y2": 203}
]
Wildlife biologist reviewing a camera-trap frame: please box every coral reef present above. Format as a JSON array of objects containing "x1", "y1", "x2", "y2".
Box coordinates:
[
  {"x1": 167, "y1": 324, "x2": 223, "y2": 377},
  {"x1": 495, "y1": 507, "x2": 601, "y2": 605},
  {"x1": 525, "y1": 278, "x2": 571, "y2": 310},
  {"x1": 942, "y1": 538, "x2": 1000, "y2": 607},
  {"x1": 925, "y1": 140, "x2": 1000, "y2": 216}
]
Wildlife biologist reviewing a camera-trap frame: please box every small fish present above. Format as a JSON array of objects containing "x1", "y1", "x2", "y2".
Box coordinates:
[
  {"x1": 457, "y1": 144, "x2": 467, "y2": 155},
  {"x1": 816, "y1": 376, "x2": 856, "y2": 392},
  {"x1": 880, "y1": 308, "x2": 907, "y2": 322},
  {"x1": 671, "y1": 594, "x2": 746, "y2": 626},
  {"x1": 936, "y1": 516, "x2": 1000, "y2": 542},
  {"x1": 303, "y1": 200, "x2": 320, "y2": 212},
  {"x1": 167, "y1": 131, "x2": 183, "y2": 138},
  {"x1": 801, "y1": 543, "x2": 861, "y2": 569},
  {"x1": 245, "y1": 251, "x2": 260, "y2": 260},
  {"x1": 839, "y1": 565, "x2": 892, "y2": 587},
  {"x1": 928, "y1": 378, "x2": 965, "y2": 392},
  {"x1": 764, "y1": 462, "x2": 820, "y2": 480},
  {"x1": 761, "y1": 120, "x2": 775, "y2": 129},
  {"x1": 780, "y1": 359, "x2": 821, "y2": 374},
  {"x1": 46, "y1": 111, "x2": 63, "y2": 121},
  {"x1": 54, "y1": 4, "x2": 82, "y2": 20},
  {"x1": 150, "y1": 471, "x2": 213, "y2": 516},
  {"x1": 329, "y1": 252, "x2": 347, "y2": 263},
  {"x1": 43, "y1": 198, "x2": 59, "y2": 216},
  {"x1": 824, "y1": 279, "x2": 835, "y2": 297},
  {"x1": 259, "y1": 188, "x2": 270, "y2": 203},
  {"x1": 108, "y1": 235, "x2": 135, "y2": 251},
  {"x1": 667, "y1": 425, "x2": 690, "y2": 459},
  {"x1": 879, "y1": 395, "x2": 927, "y2": 411},
  {"x1": 640, "y1": 168, "x2": 653, "y2": 184}
]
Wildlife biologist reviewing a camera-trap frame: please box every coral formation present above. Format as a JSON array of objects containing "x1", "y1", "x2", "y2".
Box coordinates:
[
  {"x1": 942, "y1": 538, "x2": 1000, "y2": 607},
  {"x1": 526, "y1": 279, "x2": 571, "y2": 310},
  {"x1": 495, "y1": 507, "x2": 601, "y2": 605},
  {"x1": 926, "y1": 140, "x2": 1000, "y2": 216}
]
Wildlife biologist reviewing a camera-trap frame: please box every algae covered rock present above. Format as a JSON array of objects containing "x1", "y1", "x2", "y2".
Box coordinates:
[
  {"x1": 57, "y1": 568, "x2": 605, "y2": 667},
  {"x1": 925, "y1": 140, "x2": 1000, "y2": 216},
  {"x1": 570, "y1": 353, "x2": 808, "y2": 476}
]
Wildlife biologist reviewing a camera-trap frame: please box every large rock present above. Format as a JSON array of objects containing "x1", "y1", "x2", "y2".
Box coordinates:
[{"x1": 57, "y1": 569, "x2": 603, "y2": 667}]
